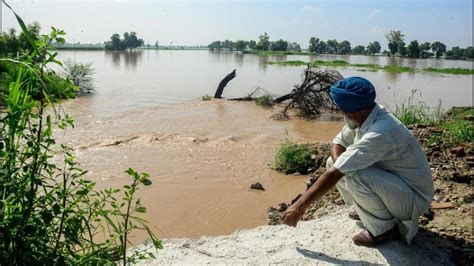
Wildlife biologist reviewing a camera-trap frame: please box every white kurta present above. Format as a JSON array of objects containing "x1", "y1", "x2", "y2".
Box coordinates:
[{"x1": 331, "y1": 103, "x2": 434, "y2": 243}]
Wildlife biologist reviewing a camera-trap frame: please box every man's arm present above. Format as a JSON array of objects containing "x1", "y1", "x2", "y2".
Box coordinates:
[
  {"x1": 281, "y1": 166, "x2": 344, "y2": 227},
  {"x1": 330, "y1": 143, "x2": 346, "y2": 162}
]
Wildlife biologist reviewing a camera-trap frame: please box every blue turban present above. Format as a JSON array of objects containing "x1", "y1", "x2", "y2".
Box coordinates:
[{"x1": 330, "y1": 77, "x2": 376, "y2": 113}]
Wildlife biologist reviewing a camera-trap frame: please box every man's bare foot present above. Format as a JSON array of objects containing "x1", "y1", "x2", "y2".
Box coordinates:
[
  {"x1": 352, "y1": 226, "x2": 401, "y2": 247},
  {"x1": 348, "y1": 210, "x2": 361, "y2": 221}
]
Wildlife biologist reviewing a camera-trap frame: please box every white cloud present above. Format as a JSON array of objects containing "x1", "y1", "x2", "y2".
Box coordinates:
[
  {"x1": 302, "y1": 5, "x2": 320, "y2": 12},
  {"x1": 368, "y1": 9, "x2": 381, "y2": 19}
]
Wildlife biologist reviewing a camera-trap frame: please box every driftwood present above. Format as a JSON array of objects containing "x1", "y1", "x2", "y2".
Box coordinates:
[
  {"x1": 229, "y1": 87, "x2": 270, "y2": 101},
  {"x1": 214, "y1": 69, "x2": 237, "y2": 98},
  {"x1": 213, "y1": 66, "x2": 342, "y2": 119},
  {"x1": 276, "y1": 66, "x2": 343, "y2": 119}
]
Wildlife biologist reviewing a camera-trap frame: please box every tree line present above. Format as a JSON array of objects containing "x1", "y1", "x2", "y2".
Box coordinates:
[
  {"x1": 0, "y1": 22, "x2": 43, "y2": 56},
  {"x1": 208, "y1": 31, "x2": 474, "y2": 60},
  {"x1": 385, "y1": 30, "x2": 473, "y2": 59},
  {"x1": 208, "y1": 33, "x2": 302, "y2": 52},
  {"x1": 104, "y1": 32, "x2": 144, "y2": 51}
]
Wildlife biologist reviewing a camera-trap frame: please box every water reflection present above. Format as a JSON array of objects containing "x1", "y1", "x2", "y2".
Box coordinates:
[
  {"x1": 105, "y1": 51, "x2": 143, "y2": 70},
  {"x1": 58, "y1": 50, "x2": 472, "y2": 115}
]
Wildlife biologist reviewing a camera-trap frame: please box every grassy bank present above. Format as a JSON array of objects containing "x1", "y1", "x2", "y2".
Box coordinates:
[
  {"x1": 243, "y1": 50, "x2": 317, "y2": 56},
  {"x1": 423, "y1": 67, "x2": 474, "y2": 75},
  {"x1": 267, "y1": 59, "x2": 473, "y2": 75}
]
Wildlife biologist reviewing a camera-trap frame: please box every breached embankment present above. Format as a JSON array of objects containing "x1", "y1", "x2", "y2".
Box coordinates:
[{"x1": 132, "y1": 207, "x2": 453, "y2": 265}]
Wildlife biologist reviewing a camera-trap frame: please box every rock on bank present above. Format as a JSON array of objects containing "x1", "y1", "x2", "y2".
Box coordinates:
[{"x1": 133, "y1": 207, "x2": 453, "y2": 265}]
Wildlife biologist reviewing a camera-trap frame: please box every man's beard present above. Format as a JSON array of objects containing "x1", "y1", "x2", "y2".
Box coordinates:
[{"x1": 343, "y1": 114, "x2": 359, "y2": 129}]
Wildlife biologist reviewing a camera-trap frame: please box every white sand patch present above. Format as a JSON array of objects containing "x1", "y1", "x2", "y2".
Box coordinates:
[{"x1": 133, "y1": 207, "x2": 453, "y2": 265}]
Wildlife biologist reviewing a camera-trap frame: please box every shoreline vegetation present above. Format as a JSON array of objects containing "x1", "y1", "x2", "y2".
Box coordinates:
[{"x1": 266, "y1": 59, "x2": 474, "y2": 75}]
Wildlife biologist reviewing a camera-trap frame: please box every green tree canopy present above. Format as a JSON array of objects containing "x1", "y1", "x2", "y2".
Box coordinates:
[
  {"x1": 407, "y1": 40, "x2": 420, "y2": 58},
  {"x1": 351, "y1": 45, "x2": 366, "y2": 55},
  {"x1": 385, "y1": 30, "x2": 404, "y2": 56},
  {"x1": 256, "y1": 32, "x2": 270, "y2": 50},
  {"x1": 338, "y1": 40, "x2": 351, "y2": 54},
  {"x1": 366, "y1": 41, "x2": 381, "y2": 55},
  {"x1": 431, "y1": 41, "x2": 447, "y2": 58},
  {"x1": 271, "y1": 39, "x2": 288, "y2": 51},
  {"x1": 326, "y1": 39, "x2": 339, "y2": 54}
]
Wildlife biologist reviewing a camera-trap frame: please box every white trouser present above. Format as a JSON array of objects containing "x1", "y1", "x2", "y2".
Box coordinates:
[{"x1": 327, "y1": 157, "x2": 428, "y2": 243}]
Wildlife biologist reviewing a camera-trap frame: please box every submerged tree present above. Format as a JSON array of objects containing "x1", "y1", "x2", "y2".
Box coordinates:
[
  {"x1": 274, "y1": 66, "x2": 343, "y2": 119},
  {"x1": 431, "y1": 41, "x2": 447, "y2": 59},
  {"x1": 385, "y1": 30, "x2": 404, "y2": 56}
]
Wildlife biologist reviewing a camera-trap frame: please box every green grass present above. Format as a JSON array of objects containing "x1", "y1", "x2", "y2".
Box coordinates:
[
  {"x1": 245, "y1": 50, "x2": 316, "y2": 56},
  {"x1": 312, "y1": 60, "x2": 350, "y2": 67},
  {"x1": 274, "y1": 139, "x2": 314, "y2": 174},
  {"x1": 265, "y1": 60, "x2": 473, "y2": 75},
  {"x1": 266, "y1": 60, "x2": 308, "y2": 66},
  {"x1": 254, "y1": 94, "x2": 274, "y2": 108},
  {"x1": 423, "y1": 67, "x2": 474, "y2": 75},
  {"x1": 201, "y1": 94, "x2": 212, "y2": 101},
  {"x1": 382, "y1": 65, "x2": 415, "y2": 73},
  {"x1": 393, "y1": 90, "x2": 443, "y2": 126}
]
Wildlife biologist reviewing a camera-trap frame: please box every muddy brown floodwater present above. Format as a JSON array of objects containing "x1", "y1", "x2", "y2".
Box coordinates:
[
  {"x1": 56, "y1": 98, "x2": 343, "y2": 244},
  {"x1": 53, "y1": 50, "x2": 471, "y2": 245}
]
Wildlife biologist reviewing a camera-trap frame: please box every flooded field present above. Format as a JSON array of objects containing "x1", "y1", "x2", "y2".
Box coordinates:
[{"x1": 55, "y1": 50, "x2": 472, "y2": 243}]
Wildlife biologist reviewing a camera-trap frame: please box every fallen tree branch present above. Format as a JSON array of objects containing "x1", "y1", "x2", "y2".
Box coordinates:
[{"x1": 214, "y1": 69, "x2": 237, "y2": 98}]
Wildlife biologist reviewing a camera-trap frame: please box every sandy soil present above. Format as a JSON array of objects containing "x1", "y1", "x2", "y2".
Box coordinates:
[{"x1": 133, "y1": 207, "x2": 453, "y2": 265}]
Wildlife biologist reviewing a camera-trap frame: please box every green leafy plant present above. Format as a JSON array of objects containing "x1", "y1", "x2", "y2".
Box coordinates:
[
  {"x1": 0, "y1": 2, "x2": 161, "y2": 264},
  {"x1": 201, "y1": 94, "x2": 212, "y2": 101},
  {"x1": 393, "y1": 89, "x2": 443, "y2": 126},
  {"x1": 274, "y1": 137, "x2": 314, "y2": 174},
  {"x1": 62, "y1": 59, "x2": 95, "y2": 95},
  {"x1": 254, "y1": 94, "x2": 274, "y2": 108}
]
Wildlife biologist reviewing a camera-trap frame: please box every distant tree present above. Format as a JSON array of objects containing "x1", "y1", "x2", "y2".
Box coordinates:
[
  {"x1": 419, "y1": 42, "x2": 432, "y2": 58},
  {"x1": 382, "y1": 50, "x2": 389, "y2": 55},
  {"x1": 256, "y1": 32, "x2": 270, "y2": 50},
  {"x1": 338, "y1": 40, "x2": 351, "y2": 54},
  {"x1": 223, "y1": 39, "x2": 235, "y2": 51},
  {"x1": 248, "y1": 40, "x2": 257, "y2": 50},
  {"x1": 431, "y1": 41, "x2": 447, "y2": 59},
  {"x1": 105, "y1": 33, "x2": 122, "y2": 50},
  {"x1": 464, "y1": 46, "x2": 474, "y2": 59},
  {"x1": 308, "y1": 37, "x2": 320, "y2": 53},
  {"x1": 105, "y1": 32, "x2": 144, "y2": 51},
  {"x1": 366, "y1": 41, "x2": 381, "y2": 55},
  {"x1": 398, "y1": 41, "x2": 407, "y2": 56},
  {"x1": 326, "y1": 39, "x2": 339, "y2": 54},
  {"x1": 445, "y1": 46, "x2": 465, "y2": 60},
  {"x1": 154, "y1": 41, "x2": 159, "y2": 48},
  {"x1": 235, "y1": 40, "x2": 248, "y2": 51},
  {"x1": 407, "y1": 40, "x2": 420, "y2": 58},
  {"x1": 288, "y1": 42, "x2": 301, "y2": 52},
  {"x1": 271, "y1": 39, "x2": 288, "y2": 51},
  {"x1": 385, "y1": 30, "x2": 404, "y2": 56},
  {"x1": 316, "y1": 40, "x2": 327, "y2": 54},
  {"x1": 5, "y1": 28, "x2": 19, "y2": 55},
  {"x1": 208, "y1": 41, "x2": 222, "y2": 50},
  {"x1": 351, "y1": 45, "x2": 366, "y2": 55}
]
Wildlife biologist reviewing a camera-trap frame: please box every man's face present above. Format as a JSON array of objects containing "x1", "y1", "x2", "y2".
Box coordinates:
[{"x1": 342, "y1": 112, "x2": 358, "y2": 129}]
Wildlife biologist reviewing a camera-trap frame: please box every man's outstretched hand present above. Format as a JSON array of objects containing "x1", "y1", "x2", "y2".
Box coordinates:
[{"x1": 281, "y1": 205, "x2": 305, "y2": 227}]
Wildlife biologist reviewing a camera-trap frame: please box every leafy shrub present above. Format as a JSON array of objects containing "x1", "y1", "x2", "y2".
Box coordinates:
[
  {"x1": 201, "y1": 94, "x2": 212, "y2": 101},
  {"x1": 254, "y1": 94, "x2": 273, "y2": 108},
  {"x1": 274, "y1": 139, "x2": 313, "y2": 174},
  {"x1": 393, "y1": 90, "x2": 443, "y2": 126},
  {"x1": 0, "y1": 3, "x2": 161, "y2": 264},
  {"x1": 62, "y1": 59, "x2": 95, "y2": 95}
]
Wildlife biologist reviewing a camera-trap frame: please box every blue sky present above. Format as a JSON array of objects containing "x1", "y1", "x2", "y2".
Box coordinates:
[{"x1": 1, "y1": 0, "x2": 472, "y2": 49}]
